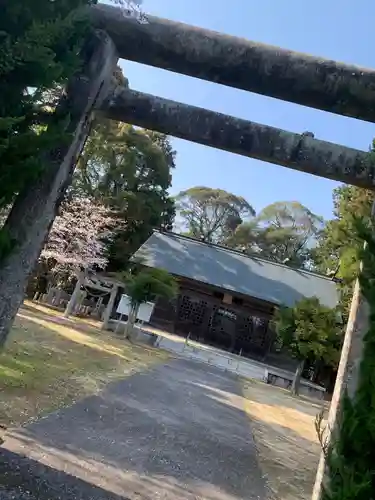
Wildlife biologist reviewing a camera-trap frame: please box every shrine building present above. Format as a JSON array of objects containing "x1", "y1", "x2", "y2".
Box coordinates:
[{"x1": 131, "y1": 230, "x2": 339, "y2": 362}]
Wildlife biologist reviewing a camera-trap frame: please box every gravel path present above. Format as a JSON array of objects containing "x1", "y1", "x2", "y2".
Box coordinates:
[{"x1": 1, "y1": 358, "x2": 267, "y2": 499}]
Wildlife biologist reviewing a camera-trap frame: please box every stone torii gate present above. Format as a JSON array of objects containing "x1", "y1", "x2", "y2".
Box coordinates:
[
  {"x1": 88, "y1": 6, "x2": 373, "y2": 499},
  {"x1": 3, "y1": 2, "x2": 375, "y2": 497}
]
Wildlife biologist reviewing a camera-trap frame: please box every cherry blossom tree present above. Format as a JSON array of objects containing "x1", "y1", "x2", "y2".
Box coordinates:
[
  {"x1": 41, "y1": 197, "x2": 115, "y2": 275},
  {"x1": 112, "y1": 0, "x2": 148, "y2": 23}
]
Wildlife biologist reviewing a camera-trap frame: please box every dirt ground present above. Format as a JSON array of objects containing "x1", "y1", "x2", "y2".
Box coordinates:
[
  {"x1": 242, "y1": 379, "x2": 328, "y2": 500},
  {"x1": 1, "y1": 360, "x2": 268, "y2": 500},
  {"x1": 1, "y1": 304, "x2": 328, "y2": 498},
  {"x1": 0, "y1": 302, "x2": 169, "y2": 429}
]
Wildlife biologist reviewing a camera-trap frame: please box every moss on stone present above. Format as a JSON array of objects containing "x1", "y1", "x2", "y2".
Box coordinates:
[{"x1": 322, "y1": 219, "x2": 375, "y2": 499}]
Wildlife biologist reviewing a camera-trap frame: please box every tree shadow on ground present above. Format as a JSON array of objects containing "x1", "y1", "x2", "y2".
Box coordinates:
[
  {"x1": 243, "y1": 378, "x2": 329, "y2": 417},
  {"x1": 1, "y1": 310, "x2": 160, "y2": 428},
  {"x1": 2, "y1": 359, "x2": 322, "y2": 499},
  {"x1": 247, "y1": 414, "x2": 319, "y2": 500},
  {"x1": 185, "y1": 377, "x2": 321, "y2": 498},
  {"x1": 2, "y1": 359, "x2": 268, "y2": 500},
  {"x1": 0, "y1": 448, "x2": 130, "y2": 500},
  {"x1": 21, "y1": 302, "x2": 104, "y2": 338}
]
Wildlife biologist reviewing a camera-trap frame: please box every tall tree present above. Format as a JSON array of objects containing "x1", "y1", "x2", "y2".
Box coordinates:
[
  {"x1": 227, "y1": 201, "x2": 323, "y2": 267},
  {"x1": 176, "y1": 186, "x2": 255, "y2": 244},
  {"x1": 312, "y1": 186, "x2": 375, "y2": 318},
  {"x1": 254, "y1": 201, "x2": 324, "y2": 267},
  {"x1": 74, "y1": 121, "x2": 176, "y2": 271}
]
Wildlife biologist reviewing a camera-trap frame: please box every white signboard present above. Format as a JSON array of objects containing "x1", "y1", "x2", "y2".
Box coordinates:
[
  {"x1": 116, "y1": 295, "x2": 131, "y2": 316},
  {"x1": 138, "y1": 301, "x2": 155, "y2": 322},
  {"x1": 116, "y1": 294, "x2": 155, "y2": 323}
]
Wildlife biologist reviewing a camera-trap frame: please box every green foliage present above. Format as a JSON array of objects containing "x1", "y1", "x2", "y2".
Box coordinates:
[
  {"x1": 224, "y1": 201, "x2": 323, "y2": 270},
  {"x1": 124, "y1": 267, "x2": 178, "y2": 307},
  {"x1": 312, "y1": 184, "x2": 375, "y2": 319},
  {"x1": 0, "y1": 0, "x2": 94, "y2": 209},
  {"x1": 322, "y1": 217, "x2": 375, "y2": 500},
  {"x1": 176, "y1": 186, "x2": 255, "y2": 244},
  {"x1": 273, "y1": 297, "x2": 341, "y2": 365},
  {"x1": 255, "y1": 201, "x2": 324, "y2": 267},
  {"x1": 228, "y1": 201, "x2": 323, "y2": 268},
  {"x1": 0, "y1": 0, "x2": 95, "y2": 265},
  {"x1": 73, "y1": 120, "x2": 175, "y2": 271}
]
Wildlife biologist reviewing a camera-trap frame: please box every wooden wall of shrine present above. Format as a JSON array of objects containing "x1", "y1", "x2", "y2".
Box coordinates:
[{"x1": 150, "y1": 276, "x2": 277, "y2": 360}]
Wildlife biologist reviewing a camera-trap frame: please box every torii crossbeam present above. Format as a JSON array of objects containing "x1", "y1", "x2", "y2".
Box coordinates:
[
  {"x1": 91, "y1": 3, "x2": 375, "y2": 123},
  {"x1": 100, "y1": 87, "x2": 372, "y2": 188}
]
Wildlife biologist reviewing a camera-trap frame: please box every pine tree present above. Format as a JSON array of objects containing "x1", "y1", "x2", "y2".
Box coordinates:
[{"x1": 312, "y1": 185, "x2": 375, "y2": 320}]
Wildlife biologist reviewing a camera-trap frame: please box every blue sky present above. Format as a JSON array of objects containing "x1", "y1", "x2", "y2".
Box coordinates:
[{"x1": 116, "y1": 0, "x2": 375, "y2": 219}]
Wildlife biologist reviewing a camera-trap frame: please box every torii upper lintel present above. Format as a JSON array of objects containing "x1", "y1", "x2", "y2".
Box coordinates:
[{"x1": 91, "y1": 3, "x2": 375, "y2": 123}]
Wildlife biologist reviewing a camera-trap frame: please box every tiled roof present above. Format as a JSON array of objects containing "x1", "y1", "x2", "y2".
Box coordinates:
[{"x1": 131, "y1": 231, "x2": 338, "y2": 309}]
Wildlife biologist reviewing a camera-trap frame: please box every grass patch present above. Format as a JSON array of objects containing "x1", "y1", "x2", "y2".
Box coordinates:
[
  {"x1": 242, "y1": 379, "x2": 327, "y2": 500},
  {"x1": 0, "y1": 303, "x2": 169, "y2": 428}
]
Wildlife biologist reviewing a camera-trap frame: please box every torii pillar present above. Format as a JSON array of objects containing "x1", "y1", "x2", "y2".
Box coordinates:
[
  {"x1": 0, "y1": 31, "x2": 118, "y2": 347},
  {"x1": 101, "y1": 284, "x2": 119, "y2": 331},
  {"x1": 64, "y1": 271, "x2": 86, "y2": 318}
]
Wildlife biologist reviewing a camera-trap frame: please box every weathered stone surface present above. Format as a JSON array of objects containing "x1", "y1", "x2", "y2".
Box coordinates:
[
  {"x1": 312, "y1": 258, "x2": 371, "y2": 498},
  {"x1": 0, "y1": 32, "x2": 118, "y2": 347},
  {"x1": 100, "y1": 87, "x2": 373, "y2": 188},
  {"x1": 91, "y1": 3, "x2": 375, "y2": 122}
]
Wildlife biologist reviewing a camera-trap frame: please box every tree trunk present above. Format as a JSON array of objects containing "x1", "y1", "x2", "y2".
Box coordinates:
[
  {"x1": 125, "y1": 303, "x2": 139, "y2": 339},
  {"x1": 0, "y1": 33, "x2": 117, "y2": 348},
  {"x1": 291, "y1": 359, "x2": 305, "y2": 396}
]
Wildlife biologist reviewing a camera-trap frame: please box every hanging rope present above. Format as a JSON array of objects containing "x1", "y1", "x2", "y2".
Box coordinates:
[{"x1": 82, "y1": 284, "x2": 112, "y2": 298}]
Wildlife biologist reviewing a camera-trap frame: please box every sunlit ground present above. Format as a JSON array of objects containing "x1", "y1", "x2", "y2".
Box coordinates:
[
  {"x1": 242, "y1": 379, "x2": 328, "y2": 500},
  {"x1": 0, "y1": 302, "x2": 169, "y2": 429},
  {"x1": 129, "y1": 318, "x2": 328, "y2": 499},
  {"x1": 1, "y1": 302, "x2": 327, "y2": 499}
]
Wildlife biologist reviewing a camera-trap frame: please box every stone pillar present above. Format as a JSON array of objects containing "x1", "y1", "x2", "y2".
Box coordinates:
[
  {"x1": 64, "y1": 273, "x2": 85, "y2": 318},
  {"x1": 0, "y1": 32, "x2": 118, "y2": 348},
  {"x1": 101, "y1": 284, "x2": 118, "y2": 331},
  {"x1": 312, "y1": 279, "x2": 369, "y2": 499},
  {"x1": 312, "y1": 198, "x2": 373, "y2": 500},
  {"x1": 45, "y1": 287, "x2": 55, "y2": 305}
]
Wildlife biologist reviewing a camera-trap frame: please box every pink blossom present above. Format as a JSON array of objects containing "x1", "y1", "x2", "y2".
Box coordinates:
[{"x1": 41, "y1": 197, "x2": 115, "y2": 271}]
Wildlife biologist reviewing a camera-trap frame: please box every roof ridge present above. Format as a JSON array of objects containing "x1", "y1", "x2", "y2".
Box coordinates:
[{"x1": 153, "y1": 229, "x2": 334, "y2": 282}]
